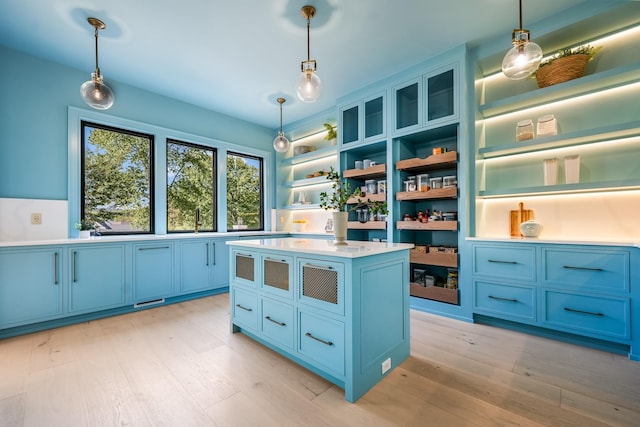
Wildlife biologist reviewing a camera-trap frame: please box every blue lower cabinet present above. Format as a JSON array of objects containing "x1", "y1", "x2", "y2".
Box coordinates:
[
  {"x1": 0, "y1": 247, "x2": 63, "y2": 328},
  {"x1": 231, "y1": 287, "x2": 258, "y2": 332},
  {"x1": 473, "y1": 280, "x2": 536, "y2": 323},
  {"x1": 298, "y1": 309, "x2": 345, "y2": 377},
  {"x1": 68, "y1": 244, "x2": 127, "y2": 313},
  {"x1": 133, "y1": 242, "x2": 175, "y2": 302},
  {"x1": 543, "y1": 289, "x2": 630, "y2": 341},
  {"x1": 261, "y1": 297, "x2": 294, "y2": 349}
]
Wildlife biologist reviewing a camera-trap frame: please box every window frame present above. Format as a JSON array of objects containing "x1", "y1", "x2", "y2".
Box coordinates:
[
  {"x1": 80, "y1": 120, "x2": 155, "y2": 235},
  {"x1": 166, "y1": 138, "x2": 217, "y2": 233},
  {"x1": 226, "y1": 150, "x2": 265, "y2": 232}
]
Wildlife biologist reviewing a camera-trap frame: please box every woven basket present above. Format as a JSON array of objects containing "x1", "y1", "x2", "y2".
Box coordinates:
[{"x1": 535, "y1": 54, "x2": 590, "y2": 88}]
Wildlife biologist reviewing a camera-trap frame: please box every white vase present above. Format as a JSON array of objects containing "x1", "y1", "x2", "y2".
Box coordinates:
[
  {"x1": 79, "y1": 230, "x2": 91, "y2": 239},
  {"x1": 332, "y1": 211, "x2": 348, "y2": 245},
  {"x1": 520, "y1": 219, "x2": 542, "y2": 238}
]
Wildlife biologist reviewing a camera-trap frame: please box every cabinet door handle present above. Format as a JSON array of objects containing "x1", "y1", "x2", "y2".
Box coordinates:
[
  {"x1": 237, "y1": 253, "x2": 253, "y2": 258},
  {"x1": 73, "y1": 251, "x2": 78, "y2": 283},
  {"x1": 305, "y1": 332, "x2": 333, "y2": 346},
  {"x1": 53, "y1": 252, "x2": 59, "y2": 285},
  {"x1": 266, "y1": 257, "x2": 287, "y2": 264},
  {"x1": 303, "y1": 263, "x2": 334, "y2": 271},
  {"x1": 488, "y1": 259, "x2": 517, "y2": 264},
  {"x1": 138, "y1": 246, "x2": 170, "y2": 251},
  {"x1": 563, "y1": 265, "x2": 604, "y2": 272},
  {"x1": 206, "y1": 243, "x2": 209, "y2": 266},
  {"x1": 235, "y1": 304, "x2": 253, "y2": 312},
  {"x1": 488, "y1": 295, "x2": 518, "y2": 302},
  {"x1": 212, "y1": 242, "x2": 216, "y2": 265},
  {"x1": 265, "y1": 316, "x2": 286, "y2": 327},
  {"x1": 564, "y1": 307, "x2": 604, "y2": 317}
]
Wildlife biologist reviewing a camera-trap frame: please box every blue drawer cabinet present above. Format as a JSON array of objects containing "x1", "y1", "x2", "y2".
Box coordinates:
[
  {"x1": 473, "y1": 244, "x2": 536, "y2": 282},
  {"x1": 298, "y1": 309, "x2": 345, "y2": 378},
  {"x1": 0, "y1": 246, "x2": 63, "y2": 328},
  {"x1": 473, "y1": 280, "x2": 536, "y2": 322},
  {"x1": 543, "y1": 290, "x2": 630, "y2": 340},
  {"x1": 231, "y1": 287, "x2": 259, "y2": 332},
  {"x1": 261, "y1": 296, "x2": 295, "y2": 350},
  {"x1": 68, "y1": 244, "x2": 127, "y2": 313},
  {"x1": 542, "y1": 248, "x2": 629, "y2": 294},
  {"x1": 260, "y1": 252, "x2": 293, "y2": 300},
  {"x1": 231, "y1": 249, "x2": 258, "y2": 289},
  {"x1": 471, "y1": 240, "x2": 635, "y2": 359},
  {"x1": 297, "y1": 257, "x2": 345, "y2": 316}
]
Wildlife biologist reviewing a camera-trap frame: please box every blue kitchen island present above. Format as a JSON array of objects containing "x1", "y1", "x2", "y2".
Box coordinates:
[{"x1": 226, "y1": 237, "x2": 413, "y2": 402}]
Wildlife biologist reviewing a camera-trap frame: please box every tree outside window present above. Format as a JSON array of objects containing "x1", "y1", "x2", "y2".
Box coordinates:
[
  {"x1": 227, "y1": 152, "x2": 263, "y2": 230},
  {"x1": 167, "y1": 140, "x2": 216, "y2": 232},
  {"x1": 81, "y1": 121, "x2": 153, "y2": 234}
]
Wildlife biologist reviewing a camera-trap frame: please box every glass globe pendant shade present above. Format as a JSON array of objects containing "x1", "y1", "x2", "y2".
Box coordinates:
[
  {"x1": 502, "y1": 41, "x2": 543, "y2": 80},
  {"x1": 80, "y1": 72, "x2": 114, "y2": 110},
  {"x1": 297, "y1": 70, "x2": 322, "y2": 103},
  {"x1": 273, "y1": 132, "x2": 290, "y2": 153}
]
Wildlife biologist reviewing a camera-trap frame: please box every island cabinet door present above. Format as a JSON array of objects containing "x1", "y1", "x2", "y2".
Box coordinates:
[
  {"x1": 260, "y1": 252, "x2": 294, "y2": 300},
  {"x1": 0, "y1": 247, "x2": 64, "y2": 328},
  {"x1": 231, "y1": 249, "x2": 258, "y2": 288},
  {"x1": 297, "y1": 258, "x2": 345, "y2": 316},
  {"x1": 298, "y1": 309, "x2": 345, "y2": 378}
]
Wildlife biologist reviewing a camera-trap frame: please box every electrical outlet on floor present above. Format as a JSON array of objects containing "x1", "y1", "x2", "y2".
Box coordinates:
[{"x1": 381, "y1": 357, "x2": 391, "y2": 374}]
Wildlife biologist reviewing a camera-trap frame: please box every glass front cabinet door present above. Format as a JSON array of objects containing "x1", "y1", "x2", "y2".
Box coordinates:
[{"x1": 339, "y1": 92, "x2": 386, "y2": 145}]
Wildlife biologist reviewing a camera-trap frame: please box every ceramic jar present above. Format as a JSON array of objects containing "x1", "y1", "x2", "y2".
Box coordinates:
[{"x1": 520, "y1": 219, "x2": 542, "y2": 238}]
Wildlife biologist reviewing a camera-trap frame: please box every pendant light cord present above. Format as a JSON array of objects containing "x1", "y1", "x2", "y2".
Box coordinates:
[
  {"x1": 94, "y1": 26, "x2": 101, "y2": 76},
  {"x1": 306, "y1": 16, "x2": 311, "y2": 62},
  {"x1": 519, "y1": 0, "x2": 523, "y2": 30}
]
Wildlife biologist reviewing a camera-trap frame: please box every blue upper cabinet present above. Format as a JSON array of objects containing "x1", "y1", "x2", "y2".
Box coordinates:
[
  {"x1": 339, "y1": 90, "x2": 386, "y2": 145},
  {"x1": 392, "y1": 63, "x2": 459, "y2": 136}
]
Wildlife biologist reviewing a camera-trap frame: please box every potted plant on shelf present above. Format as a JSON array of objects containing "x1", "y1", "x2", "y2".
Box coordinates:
[
  {"x1": 75, "y1": 220, "x2": 94, "y2": 239},
  {"x1": 319, "y1": 167, "x2": 351, "y2": 245},
  {"x1": 323, "y1": 123, "x2": 337, "y2": 145},
  {"x1": 351, "y1": 187, "x2": 389, "y2": 222},
  {"x1": 534, "y1": 44, "x2": 602, "y2": 88}
]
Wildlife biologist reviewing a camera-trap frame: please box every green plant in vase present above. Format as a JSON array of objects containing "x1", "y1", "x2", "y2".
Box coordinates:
[{"x1": 319, "y1": 167, "x2": 351, "y2": 245}]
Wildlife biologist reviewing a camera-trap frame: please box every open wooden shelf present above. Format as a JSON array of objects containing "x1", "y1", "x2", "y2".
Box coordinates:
[
  {"x1": 342, "y1": 164, "x2": 386, "y2": 179},
  {"x1": 395, "y1": 151, "x2": 457, "y2": 172},
  {"x1": 396, "y1": 221, "x2": 457, "y2": 231},
  {"x1": 410, "y1": 250, "x2": 458, "y2": 267},
  {"x1": 410, "y1": 283, "x2": 459, "y2": 304},
  {"x1": 347, "y1": 192, "x2": 386, "y2": 204},
  {"x1": 396, "y1": 187, "x2": 457, "y2": 200},
  {"x1": 347, "y1": 221, "x2": 387, "y2": 230}
]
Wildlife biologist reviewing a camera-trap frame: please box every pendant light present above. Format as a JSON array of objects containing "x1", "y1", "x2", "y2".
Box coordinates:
[
  {"x1": 296, "y1": 5, "x2": 322, "y2": 103},
  {"x1": 80, "y1": 17, "x2": 114, "y2": 110},
  {"x1": 501, "y1": 0, "x2": 543, "y2": 80},
  {"x1": 273, "y1": 98, "x2": 290, "y2": 153}
]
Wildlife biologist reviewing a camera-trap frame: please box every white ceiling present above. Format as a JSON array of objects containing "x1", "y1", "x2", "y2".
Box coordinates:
[{"x1": 0, "y1": 0, "x2": 628, "y2": 128}]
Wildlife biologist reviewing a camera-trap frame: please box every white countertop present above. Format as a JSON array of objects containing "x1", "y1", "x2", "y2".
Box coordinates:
[
  {"x1": 466, "y1": 237, "x2": 640, "y2": 248},
  {"x1": 0, "y1": 231, "x2": 288, "y2": 248},
  {"x1": 227, "y1": 237, "x2": 414, "y2": 258}
]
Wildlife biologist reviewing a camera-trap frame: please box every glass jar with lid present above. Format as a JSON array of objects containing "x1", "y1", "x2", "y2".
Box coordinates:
[
  {"x1": 516, "y1": 119, "x2": 534, "y2": 141},
  {"x1": 537, "y1": 114, "x2": 557, "y2": 136},
  {"x1": 416, "y1": 174, "x2": 430, "y2": 192}
]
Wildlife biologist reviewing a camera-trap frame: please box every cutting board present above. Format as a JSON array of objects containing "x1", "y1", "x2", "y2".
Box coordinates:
[{"x1": 510, "y1": 202, "x2": 534, "y2": 237}]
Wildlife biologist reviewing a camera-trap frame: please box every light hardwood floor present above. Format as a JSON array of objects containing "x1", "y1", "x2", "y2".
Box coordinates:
[{"x1": 0, "y1": 293, "x2": 638, "y2": 427}]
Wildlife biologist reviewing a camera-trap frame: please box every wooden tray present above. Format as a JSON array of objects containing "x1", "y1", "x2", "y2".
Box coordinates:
[{"x1": 410, "y1": 283, "x2": 459, "y2": 304}]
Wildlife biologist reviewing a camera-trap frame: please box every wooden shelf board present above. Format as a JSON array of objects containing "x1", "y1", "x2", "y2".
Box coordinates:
[
  {"x1": 343, "y1": 164, "x2": 386, "y2": 179},
  {"x1": 410, "y1": 251, "x2": 458, "y2": 268},
  {"x1": 396, "y1": 187, "x2": 457, "y2": 200},
  {"x1": 395, "y1": 151, "x2": 457, "y2": 172},
  {"x1": 347, "y1": 192, "x2": 387, "y2": 204},
  {"x1": 347, "y1": 221, "x2": 387, "y2": 230},
  {"x1": 479, "y1": 121, "x2": 640, "y2": 159},
  {"x1": 410, "y1": 283, "x2": 459, "y2": 305},
  {"x1": 396, "y1": 221, "x2": 458, "y2": 231}
]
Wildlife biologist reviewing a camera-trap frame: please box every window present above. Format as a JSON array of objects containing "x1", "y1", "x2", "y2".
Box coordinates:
[
  {"x1": 166, "y1": 139, "x2": 216, "y2": 232},
  {"x1": 81, "y1": 121, "x2": 154, "y2": 234},
  {"x1": 227, "y1": 152, "x2": 264, "y2": 231}
]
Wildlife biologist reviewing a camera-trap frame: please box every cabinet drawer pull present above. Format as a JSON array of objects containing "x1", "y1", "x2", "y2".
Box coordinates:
[
  {"x1": 305, "y1": 332, "x2": 333, "y2": 346},
  {"x1": 212, "y1": 242, "x2": 216, "y2": 265},
  {"x1": 304, "y1": 263, "x2": 334, "y2": 271},
  {"x1": 266, "y1": 257, "x2": 287, "y2": 264},
  {"x1": 488, "y1": 259, "x2": 517, "y2": 264},
  {"x1": 138, "y1": 246, "x2": 170, "y2": 251},
  {"x1": 564, "y1": 307, "x2": 604, "y2": 317},
  {"x1": 235, "y1": 304, "x2": 253, "y2": 312},
  {"x1": 237, "y1": 253, "x2": 253, "y2": 258},
  {"x1": 265, "y1": 316, "x2": 286, "y2": 326},
  {"x1": 562, "y1": 265, "x2": 604, "y2": 272},
  {"x1": 53, "y1": 252, "x2": 59, "y2": 285},
  {"x1": 488, "y1": 295, "x2": 518, "y2": 302}
]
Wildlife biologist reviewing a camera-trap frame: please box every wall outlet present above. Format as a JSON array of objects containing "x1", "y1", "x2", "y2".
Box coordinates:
[
  {"x1": 381, "y1": 357, "x2": 391, "y2": 374},
  {"x1": 31, "y1": 212, "x2": 42, "y2": 225}
]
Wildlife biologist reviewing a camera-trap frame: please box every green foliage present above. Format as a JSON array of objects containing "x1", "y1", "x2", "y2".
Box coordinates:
[
  {"x1": 538, "y1": 44, "x2": 602, "y2": 69},
  {"x1": 75, "y1": 220, "x2": 94, "y2": 230},
  {"x1": 323, "y1": 123, "x2": 337, "y2": 141},
  {"x1": 351, "y1": 186, "x2": 388, "y2": 215},
  {"x1": 319, "y1": 167, "x2": 351, "y2": 211},
  {"x1": 227, "y1": 154, "x2": 262, "y2": 228}
]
